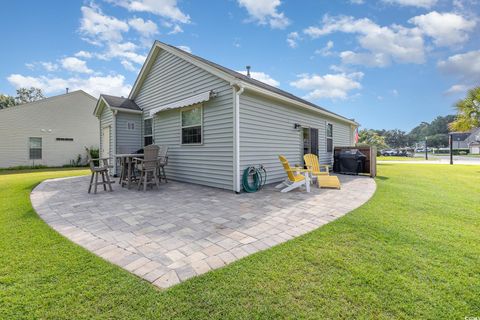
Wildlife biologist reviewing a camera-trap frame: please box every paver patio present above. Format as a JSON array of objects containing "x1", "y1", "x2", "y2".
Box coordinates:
[{"x1": 31, "y1": 174, "x2": 376, "y2": 288}]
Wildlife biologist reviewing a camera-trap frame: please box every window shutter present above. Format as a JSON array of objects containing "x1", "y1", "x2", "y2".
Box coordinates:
[{"x1": 310, "y1": 128, "x2": 319, "y2": 156}]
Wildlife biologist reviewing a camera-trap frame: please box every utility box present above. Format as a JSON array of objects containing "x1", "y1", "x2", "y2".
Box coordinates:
[{"x1": 333, "y1": 146, "x2": 377, "y2": 178}]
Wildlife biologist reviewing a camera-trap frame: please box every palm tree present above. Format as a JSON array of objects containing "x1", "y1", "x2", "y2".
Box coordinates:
[{"x1": 449, "y1": 86, "x2": 480, "y2": 132}]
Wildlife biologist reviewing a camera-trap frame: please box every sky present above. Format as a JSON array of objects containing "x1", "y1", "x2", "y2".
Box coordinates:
[{"x1": 0, "y1": 0, "x2": 479, "y2": 131}]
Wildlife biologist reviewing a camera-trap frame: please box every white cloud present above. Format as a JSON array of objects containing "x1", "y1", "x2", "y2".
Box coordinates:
[
  {"x1": 41, "y1": 62, "x2": 59, "y2": 72},
  {"x1": 438, "y1": 50, "x2": 480, "y2": 94},
  {"x1": 237, "y1": 0, "x2": 290, "y2": 29},
  {"x1": 315, "y1": 40, "x2": 334, "y2": 56},
  {"x1": 409, "y1": 11, "x2": 476, "y2": 47},
  {"x1": 304, "y1": 15, "x2": 425, "y2": 66},
  {"x1": 340, "y1": 51, "x2": 390, "y2": 67},
  {"x1": 438, "y1": 50, "x2": 480, "y2": 80},
  {"x1": 287, "y1": 32, "x2": 300, "y2": 48},
  {"x1": 176, "y1": 45, "x2": 192, "y2": 53},
  {"x1": 79, "y1": 5, "x2": 129, "y2": 45},
  {"x1": 74, "y1": 51, "x2": 93, "y2": 59},
  {"x1": 445, "y1": 84, "x2": 469, "y2": 94},
  {"x1": 121, "y1": 60, "x2": 137, "y2": 72},
  {"x1": 7, "y1": 73, "x2": 131, "y2": 98},
  {"x1": 382, "y1": 0, "x2": 438, "y2": 8},
  {"x1": 350, "y1": 0, "x2": 364, "y2": 4},
  {"x1": 237, "y1": 70, "x2": 280, "y2": 87},
  {"x1": 107, "y1": 0, "x2": 190, "y2": 23},
  {"x1": 61, "y1": 57, "x2": 93, "y2": 74},
  {"x1": 128, "y1": 17, "x2": 158, "y2": 36},
  {"x1": 290, "y1": 72, "x2": 363, "y2": 100},
  {"x1": 98, "y1": 42, "x2": 146, "y2": 65},
  {"x1": 391, "y1": 89, "x2": 399, "y2": 96},
  {"x1": 168, "y1": 24, "x2": 183, "y2": 34}
]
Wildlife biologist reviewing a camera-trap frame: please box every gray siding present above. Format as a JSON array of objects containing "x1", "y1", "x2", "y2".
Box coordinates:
[
  {"x1": 99, "y1": 105, "x2": 114, "y2": 165},
  {"x1": 116, "y1": 112, "x2": 142, "y2": 153},
  {"x1": 239, "y1": 91, "x2": 354, "y2": 185},
  {"x1": 134, "y1": 49, "x2": 234, "y2": 190}
]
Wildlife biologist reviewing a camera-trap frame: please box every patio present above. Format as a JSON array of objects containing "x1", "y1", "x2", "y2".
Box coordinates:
[{"x1": 30, "y1": 175, "x2": 376, "y2": 288}]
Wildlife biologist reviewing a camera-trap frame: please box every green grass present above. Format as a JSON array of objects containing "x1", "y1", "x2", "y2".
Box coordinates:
[
  {"x1": 378, "y1": 156, "x2": 428, "y2": 161},
  {"x1": 1, "y1": 165, "x2": 479, "y2": 319}
]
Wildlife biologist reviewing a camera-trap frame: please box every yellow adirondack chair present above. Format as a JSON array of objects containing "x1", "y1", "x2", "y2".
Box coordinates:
[
  {"x1": 276, "y1": 155, "x2": 310, "y2": 193},
  {"x1": 303, "y1": 153, "x2": 341, "y2": 189}
]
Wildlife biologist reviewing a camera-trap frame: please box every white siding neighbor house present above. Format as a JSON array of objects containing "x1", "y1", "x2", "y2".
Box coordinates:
[
  {"x1": 0, "y1": 90, "x2": 99, "y2": 168},
  {"x1": 95, "y1": 41, "x2": 358, "y2": 192}
]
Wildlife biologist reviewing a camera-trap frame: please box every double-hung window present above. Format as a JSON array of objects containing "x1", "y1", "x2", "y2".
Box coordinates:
[
  {"x1": 181, "y1": 104, "x2": 202, "y2": 144},
  {"x1": 29, "y1": 137, "x2": 42, "y2": 160},
  {"x1": 144, "y1": 118, "x2": 153, "y2": 146},
  {"x1": 326, "y1": 123, "x2": 333, "y2": 152}
]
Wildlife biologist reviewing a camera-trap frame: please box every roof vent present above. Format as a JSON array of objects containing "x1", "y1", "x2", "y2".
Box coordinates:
[{"x1": 246, "y1": 65, "x2": 251, "y2": 78}]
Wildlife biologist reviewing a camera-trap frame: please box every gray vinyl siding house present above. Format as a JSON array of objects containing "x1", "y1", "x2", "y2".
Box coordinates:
[{"x1": 94, "y1": 41, "x2": 358, "y2": 192}]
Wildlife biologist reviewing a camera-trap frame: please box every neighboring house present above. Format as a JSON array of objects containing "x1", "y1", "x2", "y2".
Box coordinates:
[
  {"x1": 450, "y1": 128, "x2": 480, "y2": 154},
  {"x1": 94, "y1": 41, "x2": 358, "y2": 192},
  {"x1": 0, "y1": 90, "x2": 99, "y2": 168}
]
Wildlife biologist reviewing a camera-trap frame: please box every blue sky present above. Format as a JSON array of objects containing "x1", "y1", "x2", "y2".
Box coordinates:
[{"x1": 1, "y1": 0, "x2": 479, "y2": 130}]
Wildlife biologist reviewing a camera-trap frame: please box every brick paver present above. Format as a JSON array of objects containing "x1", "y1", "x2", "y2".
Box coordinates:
[{"x1": 31, "y1": 175, "x2": 375, "y2": 288}]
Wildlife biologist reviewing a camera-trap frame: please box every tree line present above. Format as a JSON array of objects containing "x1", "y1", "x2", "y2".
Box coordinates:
[
  {"x1": 0, "y1": 87, "x2": 45, "y2": 109},
  {"x1": 359, "y1": 86, "x2": 480, "y2": 150}
]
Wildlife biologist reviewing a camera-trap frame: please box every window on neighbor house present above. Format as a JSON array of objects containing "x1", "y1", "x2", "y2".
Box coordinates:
[
  {"x1": 144, "y1": 118, "x2": 153, "y2": 146},
  {"x1": 326, "y1": 123, "x2": 333, "y2": 153},
  {"x1": 181, "y1": 105, "x2": 202, "y2": 144},
  {"x1": 29, "y1": 137, "x2": 42, "y2": 160},
  {"x1": 127, "y1": 121, "x2": 135, "y2": 131}
]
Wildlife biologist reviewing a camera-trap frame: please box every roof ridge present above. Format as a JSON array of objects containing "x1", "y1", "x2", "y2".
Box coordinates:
[{"x1": 159, "y1": 41, "x2": 354, "y2": 123}]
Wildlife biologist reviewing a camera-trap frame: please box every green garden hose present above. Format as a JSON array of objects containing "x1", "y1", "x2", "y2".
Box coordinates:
[{"x1": 242, "y1": 165, "x2": 267, "y2": 193}]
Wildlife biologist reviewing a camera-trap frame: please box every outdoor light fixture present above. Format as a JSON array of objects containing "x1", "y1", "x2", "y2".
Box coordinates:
[{"x1": 294, "y1": 123, "x2": 301, "y2": 129}]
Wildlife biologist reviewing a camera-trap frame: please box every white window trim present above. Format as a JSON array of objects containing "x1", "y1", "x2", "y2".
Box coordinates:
[
  {"x1": 326, "y1": 122, "x2": 333, "y2": 153},
  {"x1": 180, "y1": 104, "x2": 203, "y2": 146},
  {"x1": 143, "y1": 117, "x2": 153, "y2": 146},
  {"x1": 29, "y1": 137, "x2": 42, "y2": 160}
]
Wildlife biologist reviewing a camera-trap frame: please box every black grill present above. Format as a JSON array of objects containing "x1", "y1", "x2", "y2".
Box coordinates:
[{"x1": 334, "y1": 149, "x2": 366, "y2": 175}]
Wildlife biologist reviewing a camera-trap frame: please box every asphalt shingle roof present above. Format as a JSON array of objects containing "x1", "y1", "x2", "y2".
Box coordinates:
[
  {"x1": 101, "y1": 94, "x2": 141, "y2": 111},
  {"x1": 162, "y1": 42, "x2": 355, "y2": 123}
]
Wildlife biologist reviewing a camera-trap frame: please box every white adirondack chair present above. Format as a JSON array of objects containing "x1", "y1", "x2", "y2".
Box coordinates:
[{"x1": 275, "y1": 155, "x2": 310, "y2": 193}]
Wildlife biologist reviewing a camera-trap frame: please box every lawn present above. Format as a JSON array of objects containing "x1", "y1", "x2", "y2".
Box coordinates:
[
  {"x1": 1, "y1": 165, "x2": 479, "y2": 319},
  {"x1": 377, "y1": 156, "x2": 428, "y2": 161}
]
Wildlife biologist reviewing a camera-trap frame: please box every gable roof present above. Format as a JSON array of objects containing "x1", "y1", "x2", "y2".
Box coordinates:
[
  {"x1": 0, "y1": 90, "x2": 96, "y2": 113},
  {"x1": 94, "y1": 94, "x2": 142, "y2": 116},
  {"x1": 129, "y1": 40, "x2": 358, "y2": 126},
  {"x1": 101, "y1": 94, "x2": 141, "y2": 112}
]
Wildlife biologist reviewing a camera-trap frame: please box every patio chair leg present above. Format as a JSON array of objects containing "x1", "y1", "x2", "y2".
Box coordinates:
[
  {"x1": 137, "y1": 171, "x2": 143, "y2": 191},
  {"x1": 88, "y1": 173, "x2": 94, "y2": 193},
  {"x1": 154, "y1": 170, "x2": 160, "y2": 190},
  {"x1": 94, "y1": 172, "x2": 98, "y2": 194},
  {"x1": 105, "y1": 171, "x2": 113, "y2": 191},
  {"x1": 162, "y1": 167, "x2": 168, "y2": 183},
  {"x1": 143, "y1": 171, "x2": 148, "y2": 192},
  {"x1": 101, "y1": 172, "x2": 107, "y2": 191}
]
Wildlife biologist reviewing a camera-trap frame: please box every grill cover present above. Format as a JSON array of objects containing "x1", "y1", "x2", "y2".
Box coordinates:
[{"x1": 334, "y1": 149, "x2": 366, "y2": 174}]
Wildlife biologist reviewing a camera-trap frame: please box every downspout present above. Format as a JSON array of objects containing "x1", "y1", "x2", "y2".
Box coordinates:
[
  {"x1": 233, "y1": 84, "x2": 244, "y2": 193},
  {"x1": 112, "y1": 109, "x2": 118, "y2": 176}
]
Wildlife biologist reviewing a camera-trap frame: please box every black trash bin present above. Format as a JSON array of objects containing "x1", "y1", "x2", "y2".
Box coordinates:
[{"x1": 334, "y1": 149, "x2": 367, "y2": 175}]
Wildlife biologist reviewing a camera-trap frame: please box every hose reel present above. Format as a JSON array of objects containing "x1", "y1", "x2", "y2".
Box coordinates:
[{"x1": 242, "y1": 165, "x2": 267, "y2": 193}]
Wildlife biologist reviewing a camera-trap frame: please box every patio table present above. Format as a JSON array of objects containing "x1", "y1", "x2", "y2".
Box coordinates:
[{"x1": 115, "y1": 154, "x2": 144, "y2": 189}]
